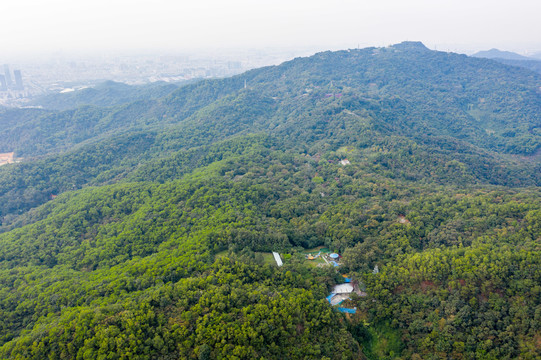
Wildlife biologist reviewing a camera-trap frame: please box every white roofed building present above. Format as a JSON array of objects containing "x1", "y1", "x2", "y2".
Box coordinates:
[
  {"x1": 272, "y1": 252, "x2": 283, "y2": 267},
  {"x1": 332, "y1": 283, "x2": 354, "y2": 294}
]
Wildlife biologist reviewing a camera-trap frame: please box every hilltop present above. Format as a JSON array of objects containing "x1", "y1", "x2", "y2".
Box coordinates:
[{"x1": 472, "y1": 48, "x2": 531, "y2": 60}]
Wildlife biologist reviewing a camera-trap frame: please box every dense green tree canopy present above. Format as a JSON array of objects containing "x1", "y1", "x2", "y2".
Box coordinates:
[{"x1": 0, "y1": 42, "x2": 539, "y2": 359}]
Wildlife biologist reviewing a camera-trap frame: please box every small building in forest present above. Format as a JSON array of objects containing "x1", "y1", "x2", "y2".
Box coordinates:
[
  {"x1": 327, "y1": 284, "x2": 355, "y2": 306},
  {"x1": 332, "y1": 283, "x2": 354, "y2": 294},
  {"x1": 272, "y1": 252, "x2": 283, "y2": 267}
]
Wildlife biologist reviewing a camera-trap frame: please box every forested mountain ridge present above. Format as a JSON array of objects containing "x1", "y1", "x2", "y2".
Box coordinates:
[
  {"x1": 488, "y1": 58, "x2": 541, "y2": 76},
  {"x1": 2, "y1": 41, "x2": 540, "y2": 158},
  {"x1": 28, "y1": 80, "x2": 181, "y2": 111},
  {"x1": 0, "y1": 42, "x2": 539, "y2": 359},
  {"x1": 0, "y1": 42, "x2": 540, "y2": 225}
]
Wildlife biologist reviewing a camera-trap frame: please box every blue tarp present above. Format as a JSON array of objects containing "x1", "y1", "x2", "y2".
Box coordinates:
[
  {"x1": 337, "y1": 307, "x2": 357, "y2": 314},
  {"x1": 344, "y1": 277, "x2": 352, "y2": 283},
  {"x1": 331, "y1": 261, "x2": 340, "y2": 267}
]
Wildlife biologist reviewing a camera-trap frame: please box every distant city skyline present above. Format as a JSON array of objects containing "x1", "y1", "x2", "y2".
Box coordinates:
[
  {"x1": 1, "y1": 0, "x2": 540, "y2": 60},
  {"x1": 1, "y1": 65, "x2": 24, "y2": 92},
  {"x1": 0, "y1": 48, "x2": 303, "y2": 107}
]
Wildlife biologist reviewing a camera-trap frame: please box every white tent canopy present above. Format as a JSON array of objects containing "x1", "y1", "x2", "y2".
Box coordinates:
[{"x1": 332, "y1": 283, "x2": 354, "y2": 294}]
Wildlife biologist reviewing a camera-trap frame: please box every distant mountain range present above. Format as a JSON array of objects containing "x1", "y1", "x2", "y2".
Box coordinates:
[
  {"x1": 532, "y1": 51, "x2": 541, "y2": 60},
  {"x1": 472, "y1": 48, "x2": 531, "y2": 60},
  {"x1": 472, "y1": 48, "x2": 541, "y2": 74}
]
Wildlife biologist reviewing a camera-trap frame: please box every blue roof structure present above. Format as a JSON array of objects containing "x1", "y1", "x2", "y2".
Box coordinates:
[
  {"x1": 337, "y1": 307, "x2": 357, "y2": 314},
  {"x1": 326, "y1": 294, "x2": 335, "y2": 303}
]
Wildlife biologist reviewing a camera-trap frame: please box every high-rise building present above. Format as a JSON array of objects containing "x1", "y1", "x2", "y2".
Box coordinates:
[
  {"x1": 0, "y1": 75, "x2": 7, "y2": 91},
  {"x1": 3, "y1": 65, "x2": 13, "y2": 87},
  {"x1": 13, "y1": 70, "x2": 23, "y2": 90}
]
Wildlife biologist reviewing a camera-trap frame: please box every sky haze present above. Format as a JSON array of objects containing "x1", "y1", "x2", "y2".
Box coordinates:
[{"x1": 2, "y1": 0, "x2": 541, "y2": 58}]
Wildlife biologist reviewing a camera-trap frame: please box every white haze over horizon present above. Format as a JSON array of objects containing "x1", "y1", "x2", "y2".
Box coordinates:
[{"x1": 2, "y1": 0, "x2": 541, "y2": 60}]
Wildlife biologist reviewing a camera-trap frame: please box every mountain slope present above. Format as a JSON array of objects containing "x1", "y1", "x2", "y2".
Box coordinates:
[
  {"x1": 1, "y1": 42, "x2": 540, "y2": 224},
  {"x1": 490, "y1": 58, "x2": 541, "y2": 75},
  {"x1": 3, "y1": 42, "x2": 541, "y2": 159},
  {"x1": 471, "y1": 48, "x2": 541, "y2": 74},
  {"x1": 1, "y1": 42, "x2": 541, "y2": 224},
  {"x1": 28, "y1": 80, "x2": 181, "y2": 111},
  {"x1": 0, "y1": 134, "x2": 539, "y2": 359}
]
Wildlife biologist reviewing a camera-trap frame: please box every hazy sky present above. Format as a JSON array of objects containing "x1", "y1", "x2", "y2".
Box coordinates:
[{"x1": 2, "y1": 0, "x2": 541, "y2": 57}]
